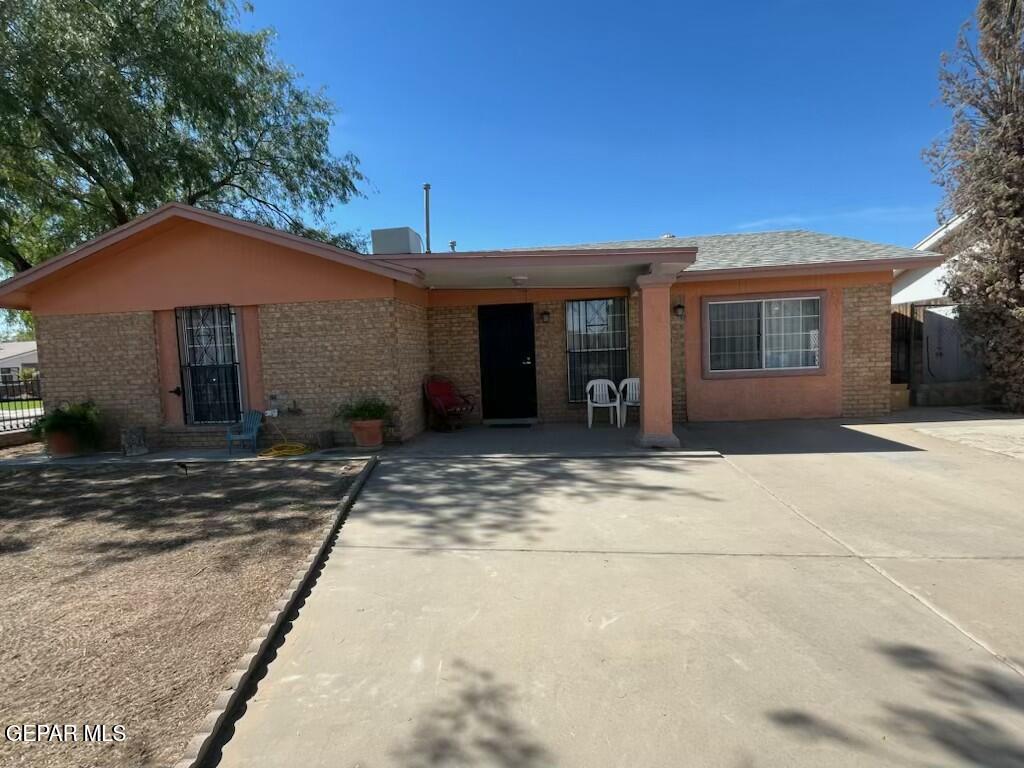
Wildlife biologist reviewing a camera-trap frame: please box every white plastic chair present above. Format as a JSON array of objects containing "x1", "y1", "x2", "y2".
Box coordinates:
[
  {"x1": 618, "y1": 378, "x2": 640, "y2": 427},
  {"x1": 585, "y1": 379, "x2": 620, "y2": 428}
]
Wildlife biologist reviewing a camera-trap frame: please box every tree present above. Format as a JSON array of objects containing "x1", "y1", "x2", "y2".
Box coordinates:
[
  {"x1": 928, "y1": 0, "x2": 1024, "y2": 410},
  {"x1": 0, "y1": 0, "x2": 365, "y2": 280},
  {"x1": 0, "y1": 308, "x2": 33, "y2": 341}
]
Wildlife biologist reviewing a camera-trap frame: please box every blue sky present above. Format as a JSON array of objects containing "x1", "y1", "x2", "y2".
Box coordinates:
[{"x1": 246, "y1": 0, "x2": 973, "y2": 250}]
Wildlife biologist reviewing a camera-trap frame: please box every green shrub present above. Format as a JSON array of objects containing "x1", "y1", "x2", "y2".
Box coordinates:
[
  {"x1": 335, "y1": 397, "x2": 391, "y2": 422},
  {"x1": 30, "y1": 401, "x2": 104, "y2": 451}
]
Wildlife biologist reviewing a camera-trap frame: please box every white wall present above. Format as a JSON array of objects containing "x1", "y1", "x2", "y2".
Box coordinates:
[{"x1": 891, "y1": 263, "x2": 949, "y2": 304}]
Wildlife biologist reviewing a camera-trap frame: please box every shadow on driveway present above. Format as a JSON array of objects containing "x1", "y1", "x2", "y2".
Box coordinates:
[
  {"x1": 345, "y1": 456, "x2": 722, "y2": 550},
  {"x1": 681, "y1": 419, "x2": 924, "y2": 456},
  {"x1": 767, "y1": 642, "x2": 1024, "y2": 767},
  {"x1": 393, "y1": 659, "x2": 556, "y2": 768}
]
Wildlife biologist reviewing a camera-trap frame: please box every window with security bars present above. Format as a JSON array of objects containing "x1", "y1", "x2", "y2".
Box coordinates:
[
  {"x1": 566, "y1": 297, "x2": 628, "y2": 402},
  {"x1": 175, "y1": 305, "x2": 243, "y2": 423},
  {"x1": 708, "y1": 297, "x2": 821, "y2": 372}
]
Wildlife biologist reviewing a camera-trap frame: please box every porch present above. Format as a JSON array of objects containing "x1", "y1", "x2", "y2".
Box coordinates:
[{"x1": 0, "y1": 422, "x2": 707, "y2": 467}]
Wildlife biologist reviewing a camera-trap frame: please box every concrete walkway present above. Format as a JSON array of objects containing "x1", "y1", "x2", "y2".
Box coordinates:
[{"x1": 212, "y1": 410, "x2": 1024, "y2": 768}]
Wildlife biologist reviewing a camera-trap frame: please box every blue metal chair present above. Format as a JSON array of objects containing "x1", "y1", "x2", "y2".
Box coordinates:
[{"x1": 227, "y1": 410, "x2": 263, "y2": 454}]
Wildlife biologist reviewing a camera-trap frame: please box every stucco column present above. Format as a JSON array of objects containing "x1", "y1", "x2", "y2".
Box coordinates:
[{"x1": 636, "y1": 276, "x2": 680, "y2": 449}]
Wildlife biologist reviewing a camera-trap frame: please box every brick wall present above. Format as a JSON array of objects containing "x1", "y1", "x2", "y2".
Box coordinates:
[
  {"x1": 36, "y1": 312, "x2": 162, "y2": 446},
  {"x1": 533, "y1": 301, "x2": 588, "y2": 422},
  {"x1": 842, "y1": 283, "x2": 892, "y2": 417},
  {"x1": 671, "y1": 309, "x2": 686, "y2": 421},
  {"x1": 427, "y1": 306, "x2": 483, "y2": 423},
  {"x1": 259, "y1": 299, "x2": 402, "y2": 442},
  {"x1": 394, "y1": 301, "x2": 429, "y2": 439}
]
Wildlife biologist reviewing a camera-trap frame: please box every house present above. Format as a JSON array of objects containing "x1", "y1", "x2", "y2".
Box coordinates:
[
  {"x1": 0, "y1": 203, "x2": 942, "y2": 449},
  {"x1": 0, "y1": 341, "x2": 38, "y2": 383},
  {"x1": 891, "y1": 215, "x2": 986, "y2": 406}
]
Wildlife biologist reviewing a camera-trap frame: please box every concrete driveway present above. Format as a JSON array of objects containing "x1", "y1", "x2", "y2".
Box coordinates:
[{"x1": 214, "y1": 412, "x2": 1024, "y2": 768}]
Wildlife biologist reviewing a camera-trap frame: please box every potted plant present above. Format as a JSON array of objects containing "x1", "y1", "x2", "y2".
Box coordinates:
[
  {"x1": 30, "y1": 401, "x2": 104, "y2": 457},
  {"x1": 336, "y1": 398, "x2": 391, "y2": 449}
]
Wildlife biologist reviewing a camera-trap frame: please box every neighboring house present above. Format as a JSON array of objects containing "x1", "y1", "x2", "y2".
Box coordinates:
[
  {"x1": 0, "y1": 203, "x2": 942, "y2": 448},
  {"x1": 0, "y1": 341, "x2": 38, "y2": 383},
  {"x1": 891, "y1": 215, "x2": 985, "y2": 406}
]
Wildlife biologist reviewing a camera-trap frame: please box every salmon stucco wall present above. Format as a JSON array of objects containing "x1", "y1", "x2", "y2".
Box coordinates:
[
  {"x1": 26, "y1": 219, "x2": 397, "y2": 316},
  {"x1": 678, "y1": 271, "x2": 892, "y2": 421}
]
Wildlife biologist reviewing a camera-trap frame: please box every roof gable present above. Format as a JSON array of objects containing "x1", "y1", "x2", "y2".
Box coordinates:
[{"x1": 0, "y1": 203, "x2": 423, "y2": 309}]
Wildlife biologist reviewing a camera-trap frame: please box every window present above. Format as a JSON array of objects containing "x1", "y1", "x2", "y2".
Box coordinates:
[
  {"x1": 0, "y1": 367, "x2": 17, "y2": 383},
  {"x1": 566, "y1": 297, "x2": 628, "y2": 402},
  {"x1": 707, "y1": 296, "x2": 821, "y2": 372}
]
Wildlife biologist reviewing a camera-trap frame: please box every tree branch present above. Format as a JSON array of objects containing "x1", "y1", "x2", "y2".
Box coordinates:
[
  {"x1": 31, "y1": 106, "x2": 130, "y2": 223},
  {"x1": 0, "y1": 234, "x2": 33, "y2": 273}
]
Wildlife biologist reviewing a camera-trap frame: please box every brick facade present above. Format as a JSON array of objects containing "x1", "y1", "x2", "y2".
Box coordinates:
[
  {"x1": 31, "y1": 284, "x2": 888, "y2": 448},
  {"x1": 533, "y1": 300, "x2": 577, "y2": 422},
  {"x1": 36, "y1": 312, "x2": 162, "y2": 446},
  {"x1": 394, "y1": 301, "x2": 430, "y2": 439},
  {"x1": 671, "y1": 308, "x2": 686, "y2": 421},
  {"x1": 259, "y1": 299, "x2": 426, "y2": 444},
  {"x1": 427, "y1": 306, "x2": 483, "y2": 424},
  {"x1": 841, "y1": 283, "x2": 892, "y2": 417}
]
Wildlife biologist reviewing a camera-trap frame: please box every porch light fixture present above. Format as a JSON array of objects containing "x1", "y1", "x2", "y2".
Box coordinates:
[
  {"x1": 540, "y1": 310, "x2": 551, "y2": 323},
  {"x1": 673, "y1": 303, "x2": 685, "y2": 318}
]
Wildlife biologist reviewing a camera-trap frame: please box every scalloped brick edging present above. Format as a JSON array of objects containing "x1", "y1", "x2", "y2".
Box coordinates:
[{"x1": 171, "y1": 455, "x2": 379, "y2": 768}]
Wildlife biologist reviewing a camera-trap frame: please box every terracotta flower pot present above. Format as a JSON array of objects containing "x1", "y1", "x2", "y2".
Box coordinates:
[
  {"x1": 350, "y1": 419, "x2": 384, "y2": 448},
  {"x1": 46, "y1": 431, "x2": 77, "y2": 457}
]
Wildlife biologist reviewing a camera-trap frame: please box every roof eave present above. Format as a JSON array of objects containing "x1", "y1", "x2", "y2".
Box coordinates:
[
  {"x1": 372, "y1": 247, "x2": 699, "y2": 271},
  {"x1": 674, "y1": 254, "x2": 946, "y2": 283}
]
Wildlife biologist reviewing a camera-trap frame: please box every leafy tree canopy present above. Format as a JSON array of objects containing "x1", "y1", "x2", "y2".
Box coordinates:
[
  {"x1": 0, "y1": 0, "x2": 365, "y2": 281},
  {"x1": 928, "y1": 0, "x2": 1024, "y2": 410}
]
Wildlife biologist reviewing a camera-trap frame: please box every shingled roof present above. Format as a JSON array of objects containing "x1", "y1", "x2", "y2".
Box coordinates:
[{"x1": 512, "y1": 230, "x2": 937, "y2": 272}]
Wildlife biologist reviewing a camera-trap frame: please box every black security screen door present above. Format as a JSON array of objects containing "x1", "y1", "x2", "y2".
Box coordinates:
[
  {"x1": 175, "y1": 305, "x2": 242, "y2": 423},
  {"x1": 478, "y1": 303, "x2": 538, "y2": 420}
]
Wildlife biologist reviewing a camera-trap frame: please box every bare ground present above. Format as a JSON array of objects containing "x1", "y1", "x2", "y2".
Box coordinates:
[
  {"x1": 0, "y1": 441, "x2": 44, "y2": 460},
  {"x1": 0, "y1": 460, "x2": 360, "y2": 768}
]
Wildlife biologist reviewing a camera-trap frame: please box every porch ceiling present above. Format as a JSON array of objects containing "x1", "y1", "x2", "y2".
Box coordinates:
[{"x1": 371, "y1": 248, "x2": 698, "y2": 289}]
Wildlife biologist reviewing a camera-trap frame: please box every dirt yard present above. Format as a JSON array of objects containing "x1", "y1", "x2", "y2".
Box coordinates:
[{"x1": 0, "y1": 460, "x2": 360, "y2": 768}]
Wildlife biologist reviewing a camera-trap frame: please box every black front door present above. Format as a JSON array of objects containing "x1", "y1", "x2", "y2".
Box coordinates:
[{"x1": 478, "y1": 303, "x2": 538, "y2": 420}]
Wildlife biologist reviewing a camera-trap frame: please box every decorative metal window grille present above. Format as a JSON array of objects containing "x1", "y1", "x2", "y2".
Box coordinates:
[
  {"x1": 708, "y1": 297, "x2": 821, "y2": 372},
  {"x1": 175, "y1": 305, "x2": 242, "y2": 423},
  {"x1": 566, "y1": 297, "x2": 629, "y2": 402}
]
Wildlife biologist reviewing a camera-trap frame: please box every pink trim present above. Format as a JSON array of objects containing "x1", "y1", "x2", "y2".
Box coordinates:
[
  {"x1": 0, "y1": 203, "x2": 424, "y2": 301},
  {"x1": 637, "y1": 282, "x2": 676, "y2": 439}
]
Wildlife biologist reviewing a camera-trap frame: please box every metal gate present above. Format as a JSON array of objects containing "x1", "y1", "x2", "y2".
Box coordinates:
[
  {"x1": 891, "y1": 307, "x2": 915, "y2": 384},
  {"x1": 175, "y1": 305, "x2": 242, "y2": 423}
]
